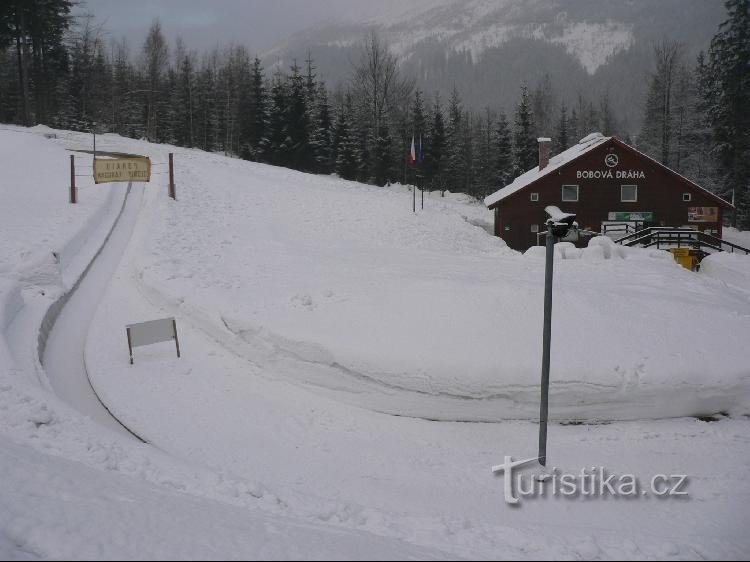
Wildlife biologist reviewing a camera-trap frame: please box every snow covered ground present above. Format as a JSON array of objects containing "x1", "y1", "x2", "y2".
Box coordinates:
[
  {"x1": 82, "y1": 135, "x2": 750, "y2": 422},
  {"x1": 1, "y1": 125, "x2": 750, "y2": 559}
]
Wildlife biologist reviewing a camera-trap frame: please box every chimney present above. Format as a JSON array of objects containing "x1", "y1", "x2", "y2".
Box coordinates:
[{"x1": 538, "y1": 137, "x2": 552, "y2": 171}]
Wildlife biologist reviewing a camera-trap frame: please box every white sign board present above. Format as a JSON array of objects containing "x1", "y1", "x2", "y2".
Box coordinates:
[{"x1": 126, "y1": 317, "x2": 180, "y2": 364}]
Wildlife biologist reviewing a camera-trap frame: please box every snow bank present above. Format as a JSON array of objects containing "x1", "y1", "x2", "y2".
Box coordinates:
[
  {"x1": 700, "y1": 252, "x2": 750, "y2": 293},
  {"x1": 722, "y1": 227, "x2": 750, "y2": 250}
]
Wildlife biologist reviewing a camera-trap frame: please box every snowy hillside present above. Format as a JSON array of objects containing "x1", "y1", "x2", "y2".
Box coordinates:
[
  {"x1": 75, "y1": 132, "x2": 750, "y2": 422},
  {"x1": 265, "y1": 0, "x2": 724, "y2": 132},
  {"x1": 309, "y1": 0, "x2": 635, "y2": 73},
  {"x1": 274, "y1": 0, "x2": 720, "y2": 73},
  {"x1": 1, "y1": 126, "x2": 749, "y2": 559}
]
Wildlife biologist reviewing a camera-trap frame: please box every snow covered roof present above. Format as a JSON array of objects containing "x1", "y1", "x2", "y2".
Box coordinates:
[{"x1": 484, "y1": 132, "x2": 610, "y2": 208}]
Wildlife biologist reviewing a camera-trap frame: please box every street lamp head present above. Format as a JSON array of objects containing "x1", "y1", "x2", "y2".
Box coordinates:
[{"x1": 544, "y1": 206, "x2": 577, "y2": 237}]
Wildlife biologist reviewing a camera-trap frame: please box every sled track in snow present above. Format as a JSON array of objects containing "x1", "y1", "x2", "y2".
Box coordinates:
[{"x1": 40, "y1": 181, "x2": 146, "y2": 442}]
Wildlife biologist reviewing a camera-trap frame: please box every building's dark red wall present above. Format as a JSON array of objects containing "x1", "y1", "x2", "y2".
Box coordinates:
[{"x1": 492, "y1": 139, "x2": 728, "y2": 252}]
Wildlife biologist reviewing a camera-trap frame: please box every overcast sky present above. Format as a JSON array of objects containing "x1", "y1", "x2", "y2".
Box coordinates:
[{"x1": 78, "y1": 0, "x2": 365, "y2": 55}]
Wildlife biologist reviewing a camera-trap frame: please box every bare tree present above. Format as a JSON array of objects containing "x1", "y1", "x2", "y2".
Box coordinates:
[
  {"x1": 351, "y1": 31, "x2": 414, "y2": 176},
  {"x1": 355, "y1": 33, "x2": 412, "y2": 122},
  {"x1": 640, "y1": 38, "x2": 684, "y2": 166}
]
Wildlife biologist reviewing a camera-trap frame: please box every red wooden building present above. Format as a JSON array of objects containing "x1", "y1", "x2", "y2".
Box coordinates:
[{"x1": 484, "y1": 133, "x2": 734, "y2": 252}]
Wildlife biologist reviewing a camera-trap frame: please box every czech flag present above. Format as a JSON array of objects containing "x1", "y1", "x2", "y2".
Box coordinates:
[{"x1": 408, "y1": 136, "x2": 416, "y2": 165}]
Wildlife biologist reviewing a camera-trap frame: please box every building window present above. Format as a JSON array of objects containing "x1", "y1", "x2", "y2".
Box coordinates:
[
  {"x1": 530, "y1": 192, "x2": 539, "y2": 202},
  {"x1": 621, "y1": 185, "x2": 638, "y2": 202},
  {"x1": 562, "y1": 185, "x2": 579, "y2": 202},
  {"x1": 531, "y1": 224, "x2": 539, "y2": 233},
  {"x1": 683, "y1": 193, "x2": 692, "y2": 202}
]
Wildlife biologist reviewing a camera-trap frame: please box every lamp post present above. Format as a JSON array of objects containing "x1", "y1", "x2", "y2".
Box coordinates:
[
  {"x1": 538, "y1": 207, "x2": 577, "y2": 473},
  {"x1": 538, "y1": 219, "x2": 555, "y2": 469}
]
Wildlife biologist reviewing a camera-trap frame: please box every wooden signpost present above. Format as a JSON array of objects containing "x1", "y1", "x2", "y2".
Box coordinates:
[
  {"x1": 68, "y1": 152, "x2": 177, "y2": 203},
  {"x1": 169, "y1": 152, "x2": 176, "y2": 200},
  {"x1": 70, "y1": 154, "x2": 77, "y2": 204}
]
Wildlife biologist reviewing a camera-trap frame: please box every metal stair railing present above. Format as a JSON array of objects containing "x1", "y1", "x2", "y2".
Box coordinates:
[{"x1": 614, "y1": 227, "x2": 750, "y2": 254}]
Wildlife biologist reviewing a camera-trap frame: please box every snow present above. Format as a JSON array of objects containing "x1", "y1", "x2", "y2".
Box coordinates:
[
  {"x1": 1, "y1": 126, "x2": 750, "y2": 559},
  {"x1": 700, "y1": 251, "x2": 750, "y2": 294},
  {"x1": 484, "y1": 132, "x2": 610, "y2": 208},
  {"x1": 318, "y1": 1, "x2": 635, "y2": 74},
  {"x1": 549, "y1": 20, "x2": 635, "y2": 75},
  {"x1": 722, "y1": 226, "x2": 750, "y2": 250}
]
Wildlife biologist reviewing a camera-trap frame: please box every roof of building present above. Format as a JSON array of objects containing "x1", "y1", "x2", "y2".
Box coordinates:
[
  {"x1": 484, "y1": 133, "x2": 609, "y2": 208},
  {"x1": 484, "y1": 133, "x2": 734, "y2": 210}
]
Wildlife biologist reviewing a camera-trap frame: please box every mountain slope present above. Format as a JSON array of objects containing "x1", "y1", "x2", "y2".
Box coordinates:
[{"x1": 264, "y1": 0, "x2": 725, "y2": 132}]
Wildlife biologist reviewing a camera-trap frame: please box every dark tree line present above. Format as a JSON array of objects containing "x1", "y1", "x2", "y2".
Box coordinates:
[
  {"x1": 637, "y1": 0, "x2": 750, "y2": 227},
  {"x1": 1, "y1": 1, "x2": 747, "y2": 226}
]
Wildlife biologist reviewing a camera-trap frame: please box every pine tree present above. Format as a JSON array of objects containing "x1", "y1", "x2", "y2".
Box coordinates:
[
  {"x1": 304, "y1": 50, "x2": 317, "y2": 109},
  {"x1": 310, "y1": 82, "x2": 333, "y2": 173},
  {"x1": 352, "y1": 101, "x2": 371, "y2": 183},
  {"x1": 333, "y1": 93, "x2": 358, "y2": 180},
  {"x1": 110, "y1": 39, "x2": 142, "y2": 138},
  {"x1": 495, "y1": 111, "x2": 514, "y2": 187},
  {"x1": 569, "y1": 107, "x2": 580, "y2": 145},
  {"x1": 286, "y1": 60, "x2": 312, "y2": 171},
  {"x1": 425, "y1": 95, "x2": 446, "y2": 192},
  {"x1": 67, "y1": 14, "x2": 106, "y2": 129},
  {"x1": 474, "y1": 107, "x2": 496, "y2": 197},
  {"x1": 2, "y1": 0, "x2": 74, "y2": 126},
  {"x1": 238, "y1": 57, "x2": 267, "y2": 161},
  {"x1": 513, "y1": 85, "x2": 537, "y2": 174},
  {"x1": 705, "y1": 0, "x2": 750, "y2": 226},
  {"x1": 460, "y1": 111, "x2": 477, "y2": 196},
  {"x1": 445, "y1": 86, "x2": 465, "y2": 192},
  {"x1": 599, "y1": 90, "x2": 617, "y2": 137},
  {"x1": 172, "y1": 40, "x2": 195, "y2": 147},
  {"x1": 372, "y1": 123, "x2": 395, "y2": 186},
  {"x1": 194, "y1": 57, "x2": 219, "y2": 151},
  {"x1": 262, "y1": 68, "x2": 289, "y2": 165},
  {"x1": 411, "y1": 89, "x2": 427, "y2": 141},
  {"x1": 409, "y1": 89, "x2": 428, "y2": 186},
  {"x1": 682, "y1": 52, "x2": 720, "y2": 192},
  {"x1": 554, "y1": 101, "x2": 569, "y2": 152}
]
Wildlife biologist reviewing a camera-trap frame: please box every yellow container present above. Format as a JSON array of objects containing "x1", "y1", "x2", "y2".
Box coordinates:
[{"x1": 669, "y1": 248, "x2": 697, "y2": 270}]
